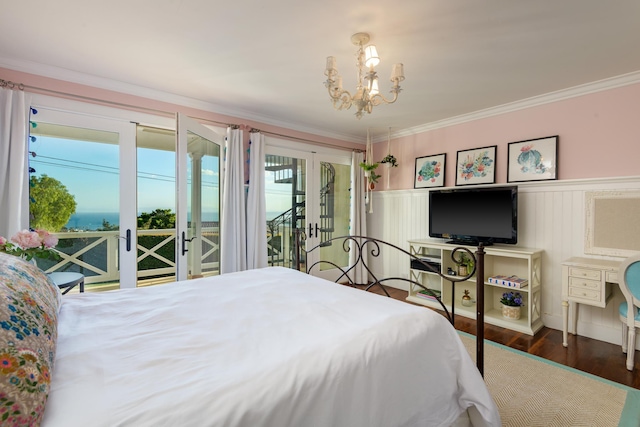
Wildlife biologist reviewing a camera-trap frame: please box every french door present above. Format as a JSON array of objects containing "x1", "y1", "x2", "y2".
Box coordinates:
[
  {"x1": 29, "y1": 105, "x2": 222, "y2": 290},
  {"x1": 28, "y1": 107, "x2": 138, "y2": 289},
  {"x1": 264, "y1": 145, "x2": 352, "y2": 281},
  {"x1": 175, "y1": 113, "x2": 223, "y2": 281}
]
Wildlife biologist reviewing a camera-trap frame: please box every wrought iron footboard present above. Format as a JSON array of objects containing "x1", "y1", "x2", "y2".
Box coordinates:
[{"x1": 295, "y1": 231, "x2": 487, "y2": 376}]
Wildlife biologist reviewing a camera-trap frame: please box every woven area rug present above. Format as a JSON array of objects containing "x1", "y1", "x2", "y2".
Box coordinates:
[{"x1": 458, "y1": 333, "x2": 640, "y2": 427}]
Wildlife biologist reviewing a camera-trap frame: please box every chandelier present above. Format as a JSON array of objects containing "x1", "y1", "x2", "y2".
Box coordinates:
[{"x1": 324, "y1": 32, "x2": 405, "y2": 119}]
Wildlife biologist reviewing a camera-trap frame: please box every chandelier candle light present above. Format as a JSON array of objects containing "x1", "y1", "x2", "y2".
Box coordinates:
[{"x1": 325, "y1": 33, "x2": 405, "y2": 119}]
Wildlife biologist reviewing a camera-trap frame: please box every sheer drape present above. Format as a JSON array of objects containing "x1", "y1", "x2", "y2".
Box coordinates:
[
  {"x1": 0, "y1": 89, "x2": 31, "y2": 238},
  {"x1": 349, "y1": 151, "x2": 368, "y2": 285},
  {"x1": 220, "y1": 127, "x2": 247, "y2": 274},
  {"x1": 246, "y1": 131, "x2": 267, "y2": 269}
]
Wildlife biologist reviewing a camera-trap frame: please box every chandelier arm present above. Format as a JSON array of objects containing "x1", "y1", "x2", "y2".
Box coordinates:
[
  {"x1": 369, "y1": 90, "x2": 400, "y2": 106},
  {"x1": 327, "y1": 85, "x2": 354, "y2": 110}
]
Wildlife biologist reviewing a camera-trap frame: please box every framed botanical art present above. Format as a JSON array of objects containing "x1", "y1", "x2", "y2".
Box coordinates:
[
  {"x1": 507, "y1": 135, "x2": 558, "y2": 182},
  {"x1": 414, "y1": 153, "x2": 446, "y2": 188},
  {"x1": 455, "y1": 145, "x2": 496, "y2": 186}
]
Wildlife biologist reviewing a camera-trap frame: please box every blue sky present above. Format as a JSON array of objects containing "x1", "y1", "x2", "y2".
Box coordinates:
[
  {"x1": 30, "y1": 136, "x2": 218, "y2": 216},
  {"x1": 31, "y1": 135, "x2": 291, "y2": 220}
]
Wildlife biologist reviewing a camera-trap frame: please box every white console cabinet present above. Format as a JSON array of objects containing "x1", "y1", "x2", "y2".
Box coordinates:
[{"x1": 408, "y1": 239, "x2": 544, "y2": 335}]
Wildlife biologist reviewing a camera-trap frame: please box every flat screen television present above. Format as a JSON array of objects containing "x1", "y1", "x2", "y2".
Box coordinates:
[{"x1": 428, "y1": 186, "x2": 518, "y2": 246}]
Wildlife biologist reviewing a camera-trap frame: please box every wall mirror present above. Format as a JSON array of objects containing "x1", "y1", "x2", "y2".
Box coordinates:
[{"x1": 585, "y1": 190, "x2": 640, "y2": 257}]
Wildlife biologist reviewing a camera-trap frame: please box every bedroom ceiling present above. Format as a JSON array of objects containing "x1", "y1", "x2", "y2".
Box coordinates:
[{"x1": 1, "y1": 0, "x2": 639, "y2": 143}]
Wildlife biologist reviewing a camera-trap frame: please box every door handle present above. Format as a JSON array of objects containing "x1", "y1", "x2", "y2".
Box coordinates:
[
  {"x1": 117, "y1": 229, "x2": 132, "y2": 251},
  {"x1": 308, "y1": 223, "x2": 320, "y2": 238},
  {"x1": 125, "y1": 229, "x2": 131, "y2": 252},
  {"x1": 181, "y1": 231, "x2": 196, "y2": 256}
]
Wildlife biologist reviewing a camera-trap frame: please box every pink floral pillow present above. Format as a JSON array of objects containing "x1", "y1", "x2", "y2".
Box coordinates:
[{"x1": 0, "y1": 252, "x2": 59, "y2": 426}]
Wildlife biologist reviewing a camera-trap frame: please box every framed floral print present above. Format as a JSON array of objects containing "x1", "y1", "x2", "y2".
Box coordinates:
[
  {"x1": 414, "y1": 153, "x2": 445, "y2": 188},
  {"x1": 507, "y1": 135, "x2": 558, "y2": 182},
  {"x1": 456, "y1": 145, "x2": 496, "y2": 186}
]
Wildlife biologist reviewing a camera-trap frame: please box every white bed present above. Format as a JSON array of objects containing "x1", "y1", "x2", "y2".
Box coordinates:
[{"x1": 34, "y1": 266, "x2": 500, "y2": 426}]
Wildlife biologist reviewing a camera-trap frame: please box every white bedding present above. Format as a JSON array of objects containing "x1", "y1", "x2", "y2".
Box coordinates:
[{"x1": 42, "y1": 267, "x2": 500, "y2": 427}]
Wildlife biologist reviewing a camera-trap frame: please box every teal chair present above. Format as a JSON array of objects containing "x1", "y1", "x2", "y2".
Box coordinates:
[{"x1": 619, "y1": 254, "x2": 640, "y2": 371}]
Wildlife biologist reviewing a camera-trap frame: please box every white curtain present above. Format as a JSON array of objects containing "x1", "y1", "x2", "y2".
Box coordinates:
[
  {"x1": 220, "y1": 126, "x2": 247, "y2": 274},
  {"x1": 246, "y1": 131, "x2": 267, "y2": 269},
  {"x1": 0, "y1": 89, "x2": 31, "y2": 238},
  {"x1": 349, "y1": 151, "x2": 368, "y2": 285}
]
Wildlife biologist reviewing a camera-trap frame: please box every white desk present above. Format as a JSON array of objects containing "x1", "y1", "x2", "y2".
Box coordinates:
[{"x1": 561, "y1": 257, "x2": 621, "y2": 347}]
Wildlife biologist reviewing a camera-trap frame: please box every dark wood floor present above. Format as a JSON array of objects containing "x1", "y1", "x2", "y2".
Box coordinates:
[{"x1": 378, "y1": 286, "x2": 640, "y2": 389}]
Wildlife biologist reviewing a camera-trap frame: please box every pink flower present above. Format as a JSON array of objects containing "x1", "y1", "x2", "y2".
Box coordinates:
[
  {"x1": 36, "y1": 229, "x2": 58, "y2": 248},
  {"x1": 11, "y1": 230, "x2": 42, "y2": 249},
  {"x1": 0, "y1": 236, "x2": 6, "y2": 246}
]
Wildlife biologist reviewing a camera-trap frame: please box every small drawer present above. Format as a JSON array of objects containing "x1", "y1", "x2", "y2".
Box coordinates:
[
  {"x1": 569, "y1": 286, "x2": 600, "y2": 301},
  {"x1": 568, "y1": 277, "x2": 602, "y2": 290},
  {"x1": 568, "y1": 267, "x2": 601, "y2": 281},
  {"x1": 606, "y1": 271, "x2": 618, "y2": 283}
]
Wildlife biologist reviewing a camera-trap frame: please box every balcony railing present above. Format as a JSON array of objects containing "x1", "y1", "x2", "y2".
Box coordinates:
[
  {"x1": 39, "y1": 228, "x2": 219, "y2": 287},
  {"x1": 38, "y1": 223, "x2": 293, "y2": 290}
]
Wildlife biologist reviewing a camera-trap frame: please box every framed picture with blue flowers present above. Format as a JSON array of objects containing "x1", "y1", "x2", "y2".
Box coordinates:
[
  {"x1": 455, "y1": 145, "x2": 496, "y2": 186},
  {"x1": 414, "y1": 153, "x2": 446, "y2": 188},
  {"x1": 507, "y1": 136, "x2": 558, "y2": 182}
]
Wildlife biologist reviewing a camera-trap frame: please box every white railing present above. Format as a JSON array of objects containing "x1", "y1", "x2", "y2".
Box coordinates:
[{"x1": 46, "y1": 228, "x2": 220, "y2": 285}]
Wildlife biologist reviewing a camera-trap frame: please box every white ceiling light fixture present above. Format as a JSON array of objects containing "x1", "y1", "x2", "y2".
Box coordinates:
[{"x1": 324, "y1": 33, "x2": 405, "y2": 119}]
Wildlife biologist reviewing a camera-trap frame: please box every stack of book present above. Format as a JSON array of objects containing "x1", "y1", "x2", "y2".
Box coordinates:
[
  {"x1": 488, "y1": 275, "x2": 528, "y2": 288},
  {"x1": 414, "y1": 289, "x2": 442, "y2": 301}
]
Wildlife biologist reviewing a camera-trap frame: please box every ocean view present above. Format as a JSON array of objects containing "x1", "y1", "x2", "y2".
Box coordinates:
[
  {"x1": 65, "y1": 212, "x2": 120, "y2": 231},
  {"x1": 65, "y1": 211, "x2": 284, "y2": 231}
]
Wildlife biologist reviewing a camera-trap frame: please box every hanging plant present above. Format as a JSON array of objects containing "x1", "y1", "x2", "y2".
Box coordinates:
[
  {"x1": 380, "y1": 154, "x2": 398, "y2": 167},
  {"x1": 359, "y1": 161, "x2": 379, "y2": 178}
]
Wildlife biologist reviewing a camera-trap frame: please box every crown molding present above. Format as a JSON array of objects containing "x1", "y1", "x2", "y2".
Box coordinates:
[
  {"x1": 388, "y1": 71, "x2": 640, "y2": 141},
  {"x1": 3, "y1": 56, "x2": 639, "y2": 145}
]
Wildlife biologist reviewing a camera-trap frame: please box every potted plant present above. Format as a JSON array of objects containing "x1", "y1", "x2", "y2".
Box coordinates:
[
  {"x1": 380, "y1": 154, "x2": 398, "y2": 168},
  {"x1": 359, "y1": 161, "x2": 379, "y2": 178},
  {"x1": 455, "y1": 252, "x2": 475, "y2": 276},
  {"x1": 500, "y1": 291, "x2": 524, "y2": 320}
]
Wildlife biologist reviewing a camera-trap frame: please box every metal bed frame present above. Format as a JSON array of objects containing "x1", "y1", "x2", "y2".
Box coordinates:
[{"x1": 295, "y1": 232, "x2": 487, "y2": 376}]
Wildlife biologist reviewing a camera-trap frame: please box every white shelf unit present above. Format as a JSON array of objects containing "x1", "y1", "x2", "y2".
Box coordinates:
[{"x1": 407, "y1": 239, "x2": 544, "y2": 335}]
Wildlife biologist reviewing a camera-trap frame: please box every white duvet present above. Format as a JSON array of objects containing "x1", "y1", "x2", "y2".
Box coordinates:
[{"x1": 42, "y1": 267, "x2": 500, "y2": 427}]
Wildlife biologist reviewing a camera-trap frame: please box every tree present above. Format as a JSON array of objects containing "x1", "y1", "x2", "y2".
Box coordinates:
[
  {"x1": 137, "y1": 208, "x2": 176, "y2": 230},
  {"x1": 98, "y1": 219, "x2": 119, "y2": 231},
  {"x1": 30, "y1": 175, "x2": 77, "y2": 232}
]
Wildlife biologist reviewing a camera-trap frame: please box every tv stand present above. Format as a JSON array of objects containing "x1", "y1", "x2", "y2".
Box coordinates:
[
  {"x1": 446, "y1": 239, "x2": 494, "y2": 246},
  {"x1": 408, "y1": 238, "x2": 543, "y2": 335}
]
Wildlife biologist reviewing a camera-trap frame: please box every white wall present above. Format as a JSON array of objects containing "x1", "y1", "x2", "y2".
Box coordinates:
[{"x1": 368, "y1": 176, "x2": 640, "y2": 348}]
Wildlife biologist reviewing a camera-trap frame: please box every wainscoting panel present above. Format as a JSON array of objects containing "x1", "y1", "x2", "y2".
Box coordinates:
[{"x1": 368, "y1": 177, "x2": 640, "y2": 348}]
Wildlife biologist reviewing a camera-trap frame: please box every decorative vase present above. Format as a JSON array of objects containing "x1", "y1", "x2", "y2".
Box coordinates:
[
  {"x1": 502, "y1": 304, "x2": 521, "y2": 320},
  {"x1": 461, "y1": 290, "x2": 473, "y2": 307},
  {"x1": 457, "y1": 265, "x2": 468, "y2": 276}
]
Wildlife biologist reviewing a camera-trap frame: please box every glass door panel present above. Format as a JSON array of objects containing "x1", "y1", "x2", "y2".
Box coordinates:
[
  {"x1": 265, "y1": 153, "x2": 308, "y2": 270},
  {"x1": 318, "y1": 161, "x2": 351, "y2": 271},
  {"x1": 176, "y1": 114, "x2": 223, "y2": 281},
  {"x1": 28, "y1": 115, "x2": 136, "y2": 291},
  {"x1": 136, "y1": 125, "x2": 177, "y2": 286},
  {"x1": 186, "y1": 130, "x2": 221, "y2": 278}
]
